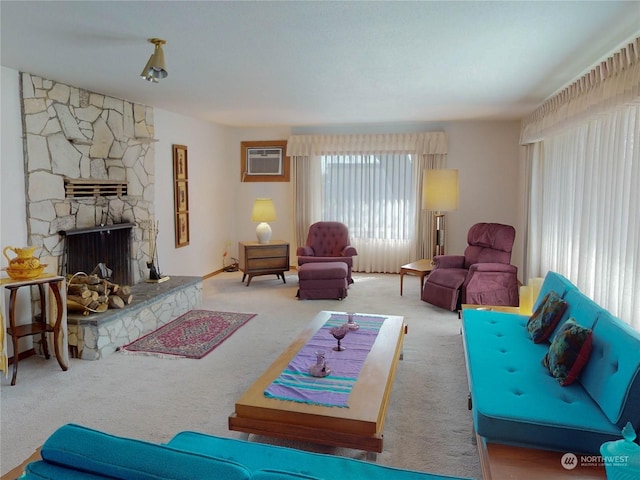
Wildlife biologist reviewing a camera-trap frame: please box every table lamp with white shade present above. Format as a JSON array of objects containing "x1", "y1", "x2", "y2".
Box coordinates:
[{"x1": 252, "y1": 198, "x2": 276, "y2": 244}]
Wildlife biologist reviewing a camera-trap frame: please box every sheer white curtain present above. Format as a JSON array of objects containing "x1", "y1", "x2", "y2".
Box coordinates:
[
  {"x1": 521, "y1": 38, "x2": 640, "y2": 331},
  {"x1": 288, "y1": 133, "x2": 447, "y2": 273}
]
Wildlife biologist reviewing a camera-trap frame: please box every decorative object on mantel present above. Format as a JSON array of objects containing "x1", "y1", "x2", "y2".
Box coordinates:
[
  {"x1": 146, "y1": 221, "x2": 169, "y2": 283},
  {"x1": 119, "y1": 310, "x2": 257, "y2": 359},
  {"x1": 140, "y1": 38, "x2": 168, "y2": 83},
  {"x1": 173, "y1": 144, "x2": 190, "y2": 248},
  {"x1": 251, "y1": 198, "x2": 277, "y2": 244},
  {"x1": 2, "y1": 246, "x2": 46, "y2": 280}
]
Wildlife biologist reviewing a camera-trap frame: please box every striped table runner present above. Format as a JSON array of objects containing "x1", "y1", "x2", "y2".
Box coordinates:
[{"x1": 264, "y1": 313, "x2": 387, "y2": 407}]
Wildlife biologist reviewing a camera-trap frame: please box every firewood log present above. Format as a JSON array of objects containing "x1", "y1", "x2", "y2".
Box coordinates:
[
  {"x1": 68, "y1": 294, "x2": 92, "y2": 306},
  {"x1": 87, "y1": 302, "x2": 108, "y2": 313},
  {"x1": 67, "y1": 284, "x2": 91, "y2": 298},
  {"x1": 108, "y1": 295, "x2": 125, "y2": 309},
  {"x1": 69, "y1": 275, "x2": 101, "y2": 285},
  {"x1": 89, "y1": 284, "x2": 110, "y2": 295},
  {"x1": 104, "y1": 280, "x2": 119, "y2": 293},
  {"x1": 115, "y1": 290, "x2": 133, "y2": 305}
]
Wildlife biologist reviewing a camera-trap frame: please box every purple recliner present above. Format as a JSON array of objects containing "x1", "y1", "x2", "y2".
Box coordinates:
[
  {"x1": 297, "y1": 222, "x2": 358, "y2": 284},
  {"x1": 421, "y1": 222, "x2": 519, "y2": 311}
]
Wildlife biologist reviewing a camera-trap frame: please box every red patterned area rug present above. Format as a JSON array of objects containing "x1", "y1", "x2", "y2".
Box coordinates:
[{"x1": 120, "y1": 310, "x2": 256, "y2": 359}]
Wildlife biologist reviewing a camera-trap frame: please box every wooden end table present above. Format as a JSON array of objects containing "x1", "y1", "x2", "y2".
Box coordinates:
[
  {"x1": 478, "y1": 435, "x2": 605, "y2": 479},
  {"x1": 2, "y1": 274, "x2": 69, "y2": 385},
  {"x1": 399, "y1": 259, "x2": 433, "y2": 297},
  {"x1": 238, "y1": 241, "x2": 290, "y2": 286}
]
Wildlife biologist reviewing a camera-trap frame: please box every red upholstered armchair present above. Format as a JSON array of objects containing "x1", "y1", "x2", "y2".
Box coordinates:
[
  {"x1": 422, "y1": 223, "x2": 519, "y2": 311},
  {"x1": 297, "y1": 222, "x2": 358, "y2": 284}
]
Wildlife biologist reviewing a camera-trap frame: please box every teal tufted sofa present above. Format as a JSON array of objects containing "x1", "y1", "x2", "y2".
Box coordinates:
[
  {"x1": 461, "y1": 271, "x2": 640, "y2": 454},
  {"x1": 20, "y1": 423, "x2": 471, "y2": 480}
]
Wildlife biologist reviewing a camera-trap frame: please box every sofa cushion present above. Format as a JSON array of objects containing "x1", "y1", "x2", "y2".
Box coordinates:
[
  {"x1": 534, "y1": 271, "x2": 577, "y2": 311},
  {"x1": 167, "y1": 432, "x2": 470, "y2": 480},
  {"x1": 40, "y1": 424, "x2": 251, "y2": 480},
  {"x1": 579, "y1": 311, "x2": 640, "y2": 429},
  {"x1": 251, "y1": 469, "x2": 322, "y2": 480},
  {"x1": 542, "y1": 318, "x2": 593, "y2": 386},
  {"x1": 561, "y1": 289, "x2": 603, "y2": 329},
  {"x1": 25, "y1": 460, "x2": 111, "y2": 479},
  {"x1": 526, "y1": 291, "x2": 567, "y2": 343}
]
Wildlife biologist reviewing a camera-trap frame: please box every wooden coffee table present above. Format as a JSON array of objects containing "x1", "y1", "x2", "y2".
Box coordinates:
[{"x1": 228, "y1": 310, "x2": 406, "y2": 454}]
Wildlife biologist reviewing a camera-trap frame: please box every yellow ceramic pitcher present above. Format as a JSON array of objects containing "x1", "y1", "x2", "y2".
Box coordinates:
[{"x1": 3, "y1": 246, "x2": 41, "y2": 270}]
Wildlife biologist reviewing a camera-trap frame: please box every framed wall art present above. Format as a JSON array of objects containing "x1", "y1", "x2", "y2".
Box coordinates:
[
  {"x1": 176, "y1": 212, "x2": 190, "y2": 247},
  {"x1": 173, "y1": 144, "x2": 190, "y2": 247},
  {"x1": 240, "y1": 140, "x2": 290, "y2": 182}
]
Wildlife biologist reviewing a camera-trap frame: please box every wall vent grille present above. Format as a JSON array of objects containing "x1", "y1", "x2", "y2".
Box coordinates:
[{"x1": 64, "y1": 178, "x2": 128, "y2": 198}]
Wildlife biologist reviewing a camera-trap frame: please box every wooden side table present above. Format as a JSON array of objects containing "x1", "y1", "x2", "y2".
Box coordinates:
[
  {"x1": 2, "y1": 274, "x2": 69, "y2": 385},
  {"x1": 478, "y1": 435, "x2": 605, "y2": 480},
  {"x1": 238, "y1": 241, "x2": 290, "y2": 286},
  {"x1": 399, "y1": 259, "x2": 434, "y2": 297}
]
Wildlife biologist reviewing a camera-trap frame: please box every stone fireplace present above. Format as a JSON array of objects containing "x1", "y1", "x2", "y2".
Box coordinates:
[
  {"x1": 18, "y1": 73, "x2": 203, "y2": 360},
  {"x1": 20, "y1": 72, "x2": 156, "y2": 284}
]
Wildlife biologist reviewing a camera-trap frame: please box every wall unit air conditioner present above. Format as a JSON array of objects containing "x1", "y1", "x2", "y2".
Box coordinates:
[
  {"x1": 246, "y1": 148, "x2": 283, "y2": 176},
  {"x1": 241, "y1": 140, "x2": 290, "y2": 182}
]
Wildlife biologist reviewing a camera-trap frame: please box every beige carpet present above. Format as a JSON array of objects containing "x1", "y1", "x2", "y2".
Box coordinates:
[{"x1": 0, "y1": 271, "x2": 481, "y2": 479}]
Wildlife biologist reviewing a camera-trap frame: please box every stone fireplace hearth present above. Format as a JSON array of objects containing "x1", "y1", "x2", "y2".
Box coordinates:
[{"x1": 67, "y1": 276, "x2": 202, "y2": 360}]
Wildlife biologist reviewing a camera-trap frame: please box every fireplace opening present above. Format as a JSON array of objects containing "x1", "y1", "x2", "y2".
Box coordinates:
[{"x1": 60, "y1": 223, "x2": 135, "y2": 286}]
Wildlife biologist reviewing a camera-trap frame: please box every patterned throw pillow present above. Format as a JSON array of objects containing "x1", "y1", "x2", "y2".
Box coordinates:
[
  {"x1": 526, "y1": 291, "x2": 568, "y2": 343},
  {"x1": 542, "y1": 318, "x2": 593, "y2": 386}
]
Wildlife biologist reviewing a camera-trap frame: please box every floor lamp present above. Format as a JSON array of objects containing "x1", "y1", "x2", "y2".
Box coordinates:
[{"x1": 422, "y1": 169, "x2": 459, "y2": 258}]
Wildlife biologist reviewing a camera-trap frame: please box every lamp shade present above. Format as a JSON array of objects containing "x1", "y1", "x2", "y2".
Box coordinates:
[
  {"x1": 141, "y1": 39, "x2": 168, "y2": 82},
  {"x1": 251, "y1": 198, "x2": 276, "y2": 222},
  {"x1": 422, "y1": 169, "x2": 459, "y2": 211}
]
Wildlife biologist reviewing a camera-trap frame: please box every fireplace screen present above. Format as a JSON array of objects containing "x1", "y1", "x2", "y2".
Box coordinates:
[{"x1": 60, "y1": 223, "x2": 134, "y2": 286}]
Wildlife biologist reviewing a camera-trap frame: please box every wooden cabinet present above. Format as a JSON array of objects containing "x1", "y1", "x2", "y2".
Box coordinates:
[{"x1": 238, "y1": 241, "x2": 289, "y2": 286}]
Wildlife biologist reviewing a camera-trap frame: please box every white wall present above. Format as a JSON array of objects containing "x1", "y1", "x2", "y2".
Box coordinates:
[
  {"x1": 1, "y1": 67, "x2": 34, "y2": 353},
  {"x1": 153, "y1": 109, "x2": 237, "y2": 277},
  {"x1": 1, "y1": 67, "x2": 28, "y2": 257},
  {"x1": 227, "y1": 127, "x2": 295, "y2": 260},
  {"x1": 445, "y1": 121, "x2": 523, "y2": 273}
]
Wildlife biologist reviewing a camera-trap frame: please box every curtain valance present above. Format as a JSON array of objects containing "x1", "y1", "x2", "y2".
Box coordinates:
[
  {"x1": 520, "y1": 37, "x2": 640, "y2": 144},
  {"x1": 287, "y1": 132, "x2": 447, "y2": 156}
]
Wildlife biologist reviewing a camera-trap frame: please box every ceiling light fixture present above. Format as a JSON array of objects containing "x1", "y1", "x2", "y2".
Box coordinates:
[{"x1": 140, "y1": 38, "x2": 168, "y2": 83}]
